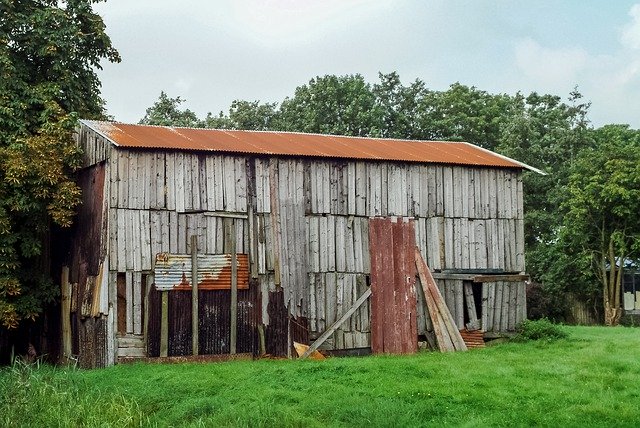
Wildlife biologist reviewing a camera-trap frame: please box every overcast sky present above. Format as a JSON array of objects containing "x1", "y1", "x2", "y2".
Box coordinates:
[{"x1": 94, "y1": 1, "x2": 640, "y2": 128}]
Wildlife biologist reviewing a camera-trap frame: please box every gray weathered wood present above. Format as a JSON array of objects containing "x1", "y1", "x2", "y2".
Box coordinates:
[{"x1": 301, "y1": 287, "x2": 371, "y2": 359}]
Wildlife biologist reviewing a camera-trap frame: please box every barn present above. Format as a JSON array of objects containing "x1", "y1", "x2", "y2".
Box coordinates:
[{"x1": 62, "y1": 120, "x2": 539, "y2": 368}]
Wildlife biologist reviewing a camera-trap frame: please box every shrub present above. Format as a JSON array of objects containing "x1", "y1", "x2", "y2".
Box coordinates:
[{"x1": 515, "y1": 318, "x2": 568, "y2": 342}]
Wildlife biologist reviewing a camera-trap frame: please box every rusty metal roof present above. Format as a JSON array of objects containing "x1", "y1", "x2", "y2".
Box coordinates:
[
  {"x1": 82, "y1": 120, "x2": 541, "y2": 172},
  {"x1": 154, "y1": 253, "x2": 249, "y2": 291}
]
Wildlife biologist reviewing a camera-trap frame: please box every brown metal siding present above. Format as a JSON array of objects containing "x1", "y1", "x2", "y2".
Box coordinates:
[
  {"x1": 147, "y1": 285, "x2": 260, "y2": 357},
  {"x1": 369, "y1": 217, "x2": 418, "y2": 355},
  {"x1": 84, "y1": 120, "x2": 527, "y2": 170}
]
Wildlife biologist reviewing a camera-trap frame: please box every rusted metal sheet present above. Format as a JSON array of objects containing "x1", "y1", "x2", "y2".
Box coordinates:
[
  {"x1": 154, "y1": 253, "x2": 249, "y2": 291},
  {"x1": 147, "y1": 284, "x2": 260, "y2": 358},
  {"x1": 82, "y1": 120, "x2": 537, "y2": 171},
  {"x1": 369, "y1": 217, "x2": 418, "y2": 355}
]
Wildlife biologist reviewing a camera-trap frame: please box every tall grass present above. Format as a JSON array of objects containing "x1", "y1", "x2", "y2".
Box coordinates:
[
  {"x1": 0, "y1": 359, "x2": 146, "y2": 427},
  {"x1": 1, "y1": 326, "x2": 639, "y2": 427}
]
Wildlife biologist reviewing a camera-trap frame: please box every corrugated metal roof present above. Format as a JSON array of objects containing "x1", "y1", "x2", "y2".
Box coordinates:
[
  {"x1": 82, "y1": 120, "x2": 541, "y2": 172},
  {"x1": 154, "y1": 253, "x2": 249, "y2": 291}
]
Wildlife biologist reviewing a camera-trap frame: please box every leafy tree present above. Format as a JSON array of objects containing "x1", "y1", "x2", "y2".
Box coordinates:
[
  {"x1": 227, "y1": 100, "x2": 279, "y2": 131},
  {"x1": 278, "y1": 74, "x2": 383, "y2": 136},
  {"x1": 417, "y1": 83, "x2": 514, "y2": 150},
  {"x1": 0, "y1": 0, "x2": 119, "y2": 329},
  {"x1": 139, "y1": 91, "x2": 202, "y2": 127},
  {"x1": 562, "y1": 125, "x2": 640, "y2": 325}
]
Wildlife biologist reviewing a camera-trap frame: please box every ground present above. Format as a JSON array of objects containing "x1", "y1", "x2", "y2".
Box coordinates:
[{"x1": 1, "y1": 326, "x2": 639, "y2": 427}]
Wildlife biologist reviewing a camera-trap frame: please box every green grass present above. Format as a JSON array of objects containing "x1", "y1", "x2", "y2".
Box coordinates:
[{"x1": 2, "y1": 326, "x2": 640, "y2": 427}]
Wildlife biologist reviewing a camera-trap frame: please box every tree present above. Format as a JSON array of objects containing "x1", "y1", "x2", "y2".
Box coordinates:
[
  {"x1": 278, "y1": 74, "x2": 383, "y2": 136},
  {"x1": 563, "y1": 125, "x2": 640, "y2": 325},
  {"x1": 0, "y1": 0, "x2": 119, "y2": 329},
  {"x1": 139, "y1": 92, "x2": 202, "y2": 127}
]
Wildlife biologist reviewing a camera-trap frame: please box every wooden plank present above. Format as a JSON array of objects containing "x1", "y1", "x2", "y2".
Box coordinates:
[
  {"x1": 160, "y1": 291, "x2": 168, "y2": 357},
  {"x1": 368, "y1": 219, "x2": 383, "y2": 353},
  {"x1": 414, "y1": 249, "x2": 456, "y2": 352},
  {"x1": 345, "y1": 217, "x2": 356, "y2": 272},
  {"x1": 347, "y1": 162, "x2": 356, "y2": 215},
  {"x1": 464, "y1": 282, "x2": 480, "y2": 330},
  {"x1": 481, "y1": 282, "x2": 488, "y2": 332},
  {"x1": 133, "y1": 271, "x2": 142, "y2": 335},
  {"x1": 454, "y1": 280, "x2": 464, "y2": 329},
  {"x1": 508, "y1": 281, "x2": 517, "y2": 331},
  {"x1": 355, "y1": 162, "x2": 367, "y2": 215},
  {"x1": 230, "y1": 221, "x2": 238, "y2": 355},
  {"x1": 500, "y1": 281, "x2": 510, "y2": 332},
  {"x1": 125, "y1": 271, "x2": 133, "y2": 334},
  {"x1": 191, "y1": 235, "x2": 199, "y2": 356},
  {"x1": 301, "y1": 288, "x2": 371, "y2": 359},
  {"x1": 60, "y1": 266, "x2": 72, "y2": 359},
  {"x1": 143, "y1": 274, "x2": 153, "y2": 356},
  {"x1": 443, "y1": 166, "x2": 454, "y2": 217}
]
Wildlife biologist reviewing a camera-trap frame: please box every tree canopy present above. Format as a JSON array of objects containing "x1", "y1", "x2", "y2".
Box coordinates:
[{"x1": 0, "y1": 0, "x2": 119, "y2": 328}]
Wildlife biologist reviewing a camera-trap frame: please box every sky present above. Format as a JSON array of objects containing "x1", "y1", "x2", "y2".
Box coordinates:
[{"x1": 94, "y1": 1, "x2": 640, "y2": 128}]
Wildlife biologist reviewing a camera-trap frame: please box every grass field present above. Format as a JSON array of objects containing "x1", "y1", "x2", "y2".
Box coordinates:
[{"x1": 1, "y1": 326, "x2": 639, "y2": 427}]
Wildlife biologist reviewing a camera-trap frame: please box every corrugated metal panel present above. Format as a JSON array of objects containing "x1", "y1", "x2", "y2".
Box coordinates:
[
  {"x1": 369, "y1": 217, "x2": 417, "y2": 355},
  {"x1": 154, "y1": 253, "x2": 249, "y2": 291},
  {"x1": 82, "y1": 120, "x2": 539, "y2": 171}
]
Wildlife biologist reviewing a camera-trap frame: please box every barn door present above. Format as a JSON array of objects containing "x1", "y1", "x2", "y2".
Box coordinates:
[{"x1": 368, "y1": 217, "x2": 418, "y2": 354}]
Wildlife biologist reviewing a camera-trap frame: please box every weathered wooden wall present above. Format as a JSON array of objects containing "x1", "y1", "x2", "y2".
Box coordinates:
[{"x1": 72, "y1": 125, "x2": 527, "y2": 365}]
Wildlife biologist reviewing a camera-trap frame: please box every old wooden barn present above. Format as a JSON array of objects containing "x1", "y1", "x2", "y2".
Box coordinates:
[{"x1": 63, "y1": 120, "x2": 538, "y2": 367}]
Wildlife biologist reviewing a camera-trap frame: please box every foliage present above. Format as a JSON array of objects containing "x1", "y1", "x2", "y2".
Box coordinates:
[
  {"x1": 514, "y1": 318, "x2": 569, "y2": 341},
  {"x1": 2, "y1": 326, "x2": 639, "y2": 426},
  {"x1": 562, "y1": 125, "x2": 640, "y2": 325},
  {"x1": 139, "y1": 91, "x2": 202, "y2": 127},
  {"x1": 0, "y1": 0, "x2": 119, "y2": 328}
]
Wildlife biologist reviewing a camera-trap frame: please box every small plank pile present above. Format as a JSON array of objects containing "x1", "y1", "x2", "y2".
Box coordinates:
[
  {"x1": 415, "y1": 248, "x2": 467, "y2": 352},
  {"x1": 459, "y1": 329, "x2": 485, "y2": 349}
]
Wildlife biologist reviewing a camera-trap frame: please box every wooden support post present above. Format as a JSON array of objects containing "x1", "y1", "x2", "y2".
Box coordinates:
[
  {"x1": 143, "y1": 274, "x2": 153, "y2": 356},
  {"x1": 160, "y1": 291, "x2": 169, "y2": 357},
  {"x1": 60, "y1": 266, "x2": 72, "y2": 360},
  {"x1": 230, "y1": 220, "x2": 238, "y2": 355},
  {"x1": 301, "y1": 288, "x2": 372, "y2": 359},
  {"x1": 191, "y1": 235, "x2": 199, "y2": 356}
]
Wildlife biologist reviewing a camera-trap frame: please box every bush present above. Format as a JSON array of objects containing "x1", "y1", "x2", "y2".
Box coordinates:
[{"x1": 515, "y1": 318, "x2": 568, "y2": 342}]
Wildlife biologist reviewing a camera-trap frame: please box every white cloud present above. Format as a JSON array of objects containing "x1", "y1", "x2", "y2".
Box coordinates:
[
  {"x1": 621, "y1": 4, "x2": 640, "y2": 50},
  {"x1": 514, "y1": 38, "x2": 588, "y2": 90}
]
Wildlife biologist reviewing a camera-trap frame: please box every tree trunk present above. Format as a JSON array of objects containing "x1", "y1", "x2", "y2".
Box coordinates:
[{"x1": 604, "y1": 302, "x2": 622, "y2": 326}]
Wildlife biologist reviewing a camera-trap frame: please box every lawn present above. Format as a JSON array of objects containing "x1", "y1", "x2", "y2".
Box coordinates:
[{"x1": 1, "y1": 326, "x2": 639, "y2": 427}]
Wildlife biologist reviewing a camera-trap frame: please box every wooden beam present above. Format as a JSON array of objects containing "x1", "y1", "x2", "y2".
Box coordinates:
[
  {"x1": 230, "y1": 219, "x2": 238, "y2": 355},
  {"x1": 191, "y1": 235, "x2": 199, "y2": 356},
  {"x1": 160, "y1": 291, "x2": 169, "y2": 357},
  {"x1": 473, "y1": 274, "x2": 529, "y2": 283},
  {"x1": 60, "y1": 266, "x2": 72, "y2": 360},
  {"x1": 301, "y1": 288, "x2": 371, "y2": 359}
]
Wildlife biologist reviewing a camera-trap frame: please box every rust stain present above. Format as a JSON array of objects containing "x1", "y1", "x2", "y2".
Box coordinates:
[
  {"x1": 83, "y1": 120, "x2": 532, "y2": 170},
  {"x1": 155, "y1": 253, "x2": 249, "y2": 291}
]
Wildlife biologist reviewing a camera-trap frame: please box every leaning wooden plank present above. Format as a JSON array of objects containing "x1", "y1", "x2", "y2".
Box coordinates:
[
  {"x1": 301, "y1": 288, "x2": 372, "y2": 359},
  {"x1": 415, "y1": 248, "x2": 467, "y2": 351},
  {"x1": 415, "y1": 251, "x2": 453, "y2": 352},
  {"x1": 60, "y1": 266, "x2": 72, "y2": 360}
]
